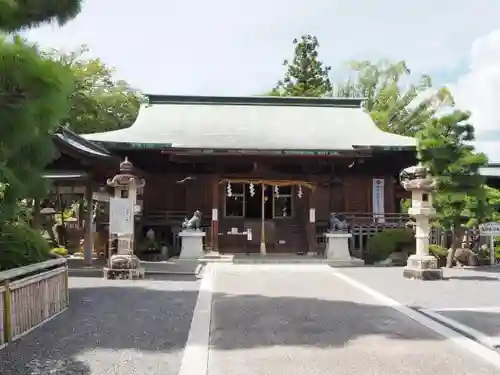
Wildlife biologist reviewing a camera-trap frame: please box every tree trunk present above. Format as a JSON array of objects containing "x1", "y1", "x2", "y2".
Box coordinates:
[{"x1": 446, "y1": 224, "x2": 463, "y2": 268}]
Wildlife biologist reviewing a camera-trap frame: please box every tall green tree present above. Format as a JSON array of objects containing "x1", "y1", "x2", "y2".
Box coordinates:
[
  {"x1": 0, "y1": 0, "x2": 81, "y2": 31},
  {"x1": 417, "y1": 110, "x2": 488, "y2": 267},
  {"x1": 335, "y1": 60, "x2": 455, "y2": 136},
  {"x1": 48, "y1": 46, "x2": 143, "y2": 134},
  {"x1": 0, "y1": 1, "x2": 81, "y2": 224},
  {"x1": 271, "y1": 34, "x2": 332, "y2": 97}
]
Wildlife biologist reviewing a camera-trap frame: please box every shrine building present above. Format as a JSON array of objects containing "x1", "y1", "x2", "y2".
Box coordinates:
[{"x1": 46, "y1": 94, "x2": 419, "y2": 260}]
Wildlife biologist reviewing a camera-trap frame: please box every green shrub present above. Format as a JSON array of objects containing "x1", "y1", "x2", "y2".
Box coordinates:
[
  {"x1": 474, "y1": 246, "x2": 500, "y2": 265},
  {"x1": 0, "y1": 223, "x2": 51, "y2": 271},
  {"x1": 50, "y1": 247, "x2": 68, "y2": 257},
  {"x1": 367, "y1": 228, "x2": 414, "y2": 262},
  {"x1": 429, "y1": 244, "x2": 448, "y2": 258}
]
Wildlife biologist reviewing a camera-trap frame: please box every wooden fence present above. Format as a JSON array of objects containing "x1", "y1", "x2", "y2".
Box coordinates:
[
  {"x1": 315, "y1": 212, "x2": 410, "y2": 257},
  {"x1": 0, "y1": 258, "x2": 69, "y2": 349}
]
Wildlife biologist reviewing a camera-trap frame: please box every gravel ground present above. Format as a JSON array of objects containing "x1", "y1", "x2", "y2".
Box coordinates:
[
  {"x1": 0, "y1": 275, "x2": 200, "y2": 375},
  {"x1": 208, "y1": 264, "x2": 500, "y2": 375}
]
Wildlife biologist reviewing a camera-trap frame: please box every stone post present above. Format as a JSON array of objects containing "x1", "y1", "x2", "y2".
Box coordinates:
[{"x1": 400, "y1": 164, "x2": 443, "y2": 280}]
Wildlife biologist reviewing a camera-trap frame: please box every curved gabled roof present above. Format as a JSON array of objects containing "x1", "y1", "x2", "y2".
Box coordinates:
[
  {"x1": 83, "y1": 95, "x2": 416, "y2": 152},
  {"x1": 54, "y1": 126, "x2": 112, "y2": 158}
]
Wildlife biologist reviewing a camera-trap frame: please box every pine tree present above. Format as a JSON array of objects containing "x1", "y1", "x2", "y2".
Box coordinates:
[
  {"x1": 0, "y1": 1, "x2": 82, "y2": 223},
  {"x1": 417, "y1": 110, "x2": 488, "y2": 267},
  {"x1": 272, "y1": 35, "x2": 332, "y2": 97}
]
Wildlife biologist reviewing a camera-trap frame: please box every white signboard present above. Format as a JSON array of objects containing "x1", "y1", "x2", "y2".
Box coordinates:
[
  {"x1": 309, "y1": 208, "x2": 316, "y2": 223},
  {"x1": 372, "y1": 178, "x2": 385, "y2": 223},
  {"x1": 479, "y1": 221, "x2": 500, "y2": 266},
  {"x1": 109, "y1": 197, "x2": 134, "y2": 234},
  {"x1": 479, "y1": 222, "x2": 500, "y2": 236}
]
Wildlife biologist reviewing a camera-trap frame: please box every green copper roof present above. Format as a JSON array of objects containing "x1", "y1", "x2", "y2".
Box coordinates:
[{"x1": 83, "y1": 94, "x2": 416, "y2": 152}]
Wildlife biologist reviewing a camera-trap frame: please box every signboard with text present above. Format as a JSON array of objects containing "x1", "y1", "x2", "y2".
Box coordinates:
[
  {"x1": 109, "y1": 197, "x2": 134, "y2": 235},
  {"x1": 372, "y1": 178, "x2": 385, "y2": 223},
  {"x1": 479, "y1": 221, "x2": 500, "y2": 265},
  {"x1": 479, "y1": 222, "x2": 500, "y2": 236}
]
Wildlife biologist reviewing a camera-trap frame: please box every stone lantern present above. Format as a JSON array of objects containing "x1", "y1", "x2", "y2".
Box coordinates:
[
  {"x1": 400, "y1": 164, "x2": 443, "y2": 280},
  {"x1": 104, "y1": 157, "x2": 146, "y2": 279}
]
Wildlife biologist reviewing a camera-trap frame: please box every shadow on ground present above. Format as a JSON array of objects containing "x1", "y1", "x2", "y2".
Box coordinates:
[
  {"x1": 0, "y1": 278, "x2": 200, "y2": 375},
  {"x1": 445, "y1": 275, "x2": 500, "y2": 281},
  {"x1": 208, "y1": 292, "x2": 449, "y2": 351},
  {"x1": 467, "y1": 265, "x2": 500, "y2": 274}
]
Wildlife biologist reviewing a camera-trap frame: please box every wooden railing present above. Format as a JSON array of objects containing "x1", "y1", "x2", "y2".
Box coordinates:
[
  {"x1": 315, "y1": 212, "x2": 410, "y2": 257},
  {"x1": 143, "y1": 209, "x2": 188, "y2": 225},
  {"x1": 0, "y1": 259, "x2": 69, "y2": 349}
]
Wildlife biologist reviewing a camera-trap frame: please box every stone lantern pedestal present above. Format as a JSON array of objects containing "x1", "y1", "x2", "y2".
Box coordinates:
[{"x1": 400, "y1": 164, "x2": 443, "y2": 280}]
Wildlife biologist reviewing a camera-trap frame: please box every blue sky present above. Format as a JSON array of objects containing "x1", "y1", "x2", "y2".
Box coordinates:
[{"x1": 24, "y1": 0, "x2": 500, "y2": 160}]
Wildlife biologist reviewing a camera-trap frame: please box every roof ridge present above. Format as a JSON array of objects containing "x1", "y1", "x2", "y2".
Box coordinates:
[{"x1": 146, "y1": 94, "x2": 364, "y2": 108}]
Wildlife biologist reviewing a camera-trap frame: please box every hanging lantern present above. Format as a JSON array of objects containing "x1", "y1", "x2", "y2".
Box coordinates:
[
  {"x1": 274, "y1": 185, "x2": 280, "y2": 198},
  {"x1": 249, "y1": 182, "x2": 255, "y2": 197},
  {"x1": 226, "y1": 182, "x2": 232, "y2": 197},
  {"x1": 297, "y1": 185, "x2": 303, "y2": 199}
]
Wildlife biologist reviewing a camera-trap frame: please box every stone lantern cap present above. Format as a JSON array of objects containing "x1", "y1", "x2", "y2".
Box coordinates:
[
  {"x1": 107, "y1": 157, "x2": 145, "y2": 188},
  {"x1": 399, "y1": 163, "x2": 437, "y2": 192},
  {"x1": 120, "y1": 157, "x2": 134, "y2": 173}
]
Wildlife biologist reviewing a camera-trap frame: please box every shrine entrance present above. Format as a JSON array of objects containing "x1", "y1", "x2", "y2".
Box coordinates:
[
  {"x1": 219, "y1": 180, "x2": 312, "y2": 254},
  {"x1": 244, "y1": 184, "x2": 272, "y2": 219}
]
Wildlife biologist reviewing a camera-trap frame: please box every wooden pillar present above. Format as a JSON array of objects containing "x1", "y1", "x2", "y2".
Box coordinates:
[
  {"x1": 307, "y1": 187, "x2": 316, "y2": 254},
  {"x1": 84, "y1": 181, "x2": 94, "y2": 266},
  {"x1": 260, "y1": 183, "x2": 266, "y2": 255},
  {"x1": 77, "y1": 195, "x2": 84, "y2": 227},
  {"x1": 32, "y1": 198, "x2": 41, "y2": 229},
  {"x1": 343, "y1": 177, "x2": 350, "y2": 212},
  {"x1": 386, "y1": 176, "x2": 395, "y2": 213},
  {"x1": 211, "y1": 176, "x2": 219, "y2": 253}
]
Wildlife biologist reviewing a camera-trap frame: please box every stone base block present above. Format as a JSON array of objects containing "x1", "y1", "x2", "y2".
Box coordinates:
[
  {"x1": 403, "y1": 267, "x2": 443, "y2": 280},
  {"x1": 403, "y1": 254, "x2": 443, "y2": 280},
  {"x1": 103, "y1": 267, "x2": 145, "y2": 280},
  {"x1": 179, "y1": 230, "x2": 206, "y2": 259},
  {"x1": 406, "y1": 254, "x2": 440, "y2": 269}
]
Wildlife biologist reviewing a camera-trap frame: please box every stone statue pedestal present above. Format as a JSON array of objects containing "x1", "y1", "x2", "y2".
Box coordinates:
[
  {"x1": 325, "y1": 232, "x2": 364, "y2": 267},
  {"x1": 104, "y1": 253, "x2": 145, "y2": 279},
  {"x1": 179, "y1": 230, "x2": 206, "y2": 259},
  {"x1": 403, "y1": 254, "x2": 443, "y2": 280}
]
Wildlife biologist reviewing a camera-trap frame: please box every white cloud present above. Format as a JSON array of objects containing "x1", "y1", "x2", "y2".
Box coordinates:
[
  {"x1": 22, "y1": 0, "x2": 500, "y2": 96},
  {"x1": 452, "y1": 30, "x2": 500, "y2": 163}
]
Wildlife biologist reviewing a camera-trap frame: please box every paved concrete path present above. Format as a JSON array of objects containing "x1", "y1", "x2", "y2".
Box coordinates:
[
  {"x1": 193, "y1": 264, "x2": 500, "y2": 375},
  {"x1": 2, "y1": 265, "x2": 500, "y2": 375},
  {"x1": 340, "y1": 266, "x2": 500, "y2": 354},
  {"x1": 0, "y1": 275, "x2": 200, "y2": 375}
]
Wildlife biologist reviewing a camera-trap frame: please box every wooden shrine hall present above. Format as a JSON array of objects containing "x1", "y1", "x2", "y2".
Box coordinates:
[{"x1": 76, "y1": 94, "x2": 417, "y2": 257}]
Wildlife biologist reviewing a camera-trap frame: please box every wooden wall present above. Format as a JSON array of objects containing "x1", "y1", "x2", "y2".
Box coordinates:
[
  {"x1": 143, "y1": 173, "x2": 397, "y2": 220},
  {"x1": 141, "y1": 171, "x2": 399, "y2": 253}
]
